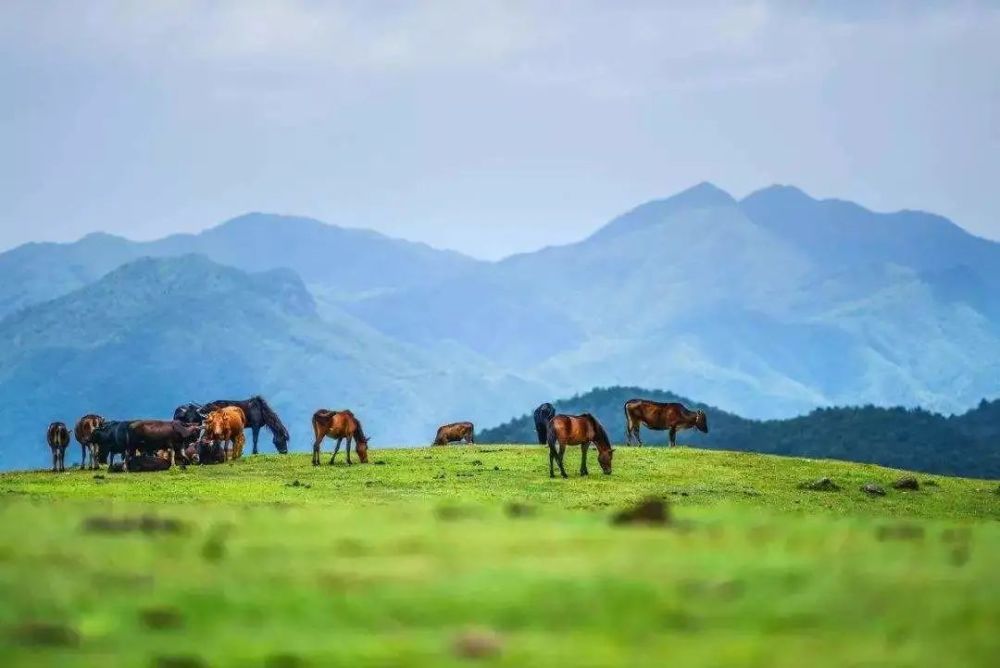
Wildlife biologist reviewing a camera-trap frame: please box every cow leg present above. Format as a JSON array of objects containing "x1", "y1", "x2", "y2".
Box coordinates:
[
  {"x1": 60, "y1": 447, "x2": 66, "y2": 472},
  {"x1": 329, "y1": 438, "x2": 342, "y2": 465},
  {"x1": 251, "y1": 426, "x2": 260, "y2": 455},
  {"x1": 669, "y1": 427, "x2": 677, "y2": 447},
  {"x1": 580, "y1": 442, "x2": 589, "y2": 476},
  {"x1": 50, "y1": 448, "x2": 57, "y2": 472}
]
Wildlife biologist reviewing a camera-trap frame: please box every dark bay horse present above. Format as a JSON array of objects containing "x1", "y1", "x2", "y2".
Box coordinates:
[
  {"x1": 46, "y1": 422, "x2": 70, "y2": 472},
  {"x1": 311, "y1": 409, "x2": 369, "y2": 465},
  {"x1": 624, "y1": 399, "x2": 708, "y2": 447},
  {"x1": 533, "y1": 403, "x2": 556, "y2": 444},
  {"x1": 74, "y1": 414, "x2": 105, "y2": 470},
  {"x1": 433, "y1": 421, "x2": 475, "y2": 446},
  {"x1": 546, "y1": 413, "x2": 613, "y2": 478},
  {"x1": 177, "y1": 396, "x2": 289, "y2": 454}
]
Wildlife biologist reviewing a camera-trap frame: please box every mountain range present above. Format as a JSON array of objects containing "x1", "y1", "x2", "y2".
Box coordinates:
[{"x1": 0, "y1": 182, "x2": 997, "y2": 470}]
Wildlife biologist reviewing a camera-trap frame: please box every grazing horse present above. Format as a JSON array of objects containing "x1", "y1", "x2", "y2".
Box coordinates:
[
  {"x1": 533, "y1": 403, "x2": 556, "y2": 444},
  {"x1": 433, "y1": 421, "x2": 475, "y2": 446},
  {"x1": 546, "y1": 413, "x2": 613, "y2": 478},
  {"x1": 199, "y1": 396, "x2": 289, "y2": 454},
  {"x1": 203, "y1": 407, "x2": 247, "y2": 461},
  {"x1": 311, "y1": 409, "x2": 369, "y2": 465},
  {"x1": 624, "y1": 399, "x2": 708, "y2": 447},
  {"x1": 74, "y1": 414, "x2": 105, "y2": 470},
  {"x1": 46, "y1": 422, "x2": 70, "y2": 472}
]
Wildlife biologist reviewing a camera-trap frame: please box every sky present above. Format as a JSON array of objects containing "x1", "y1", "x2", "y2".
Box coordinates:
[{"x1": 0, "y1": 1, "x2": 997, "y2": 260}]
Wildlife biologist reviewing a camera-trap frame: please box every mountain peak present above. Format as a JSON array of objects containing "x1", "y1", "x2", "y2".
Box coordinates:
[
  {"x1": 587, "y1": 182, "x2": 736, "y2": 242},
  {"x1": 668, "y1": 181, "x2": 737, "y2": 207},
  {"x1": 740, "y1": 184, "x2": 815, "y2": 207}
]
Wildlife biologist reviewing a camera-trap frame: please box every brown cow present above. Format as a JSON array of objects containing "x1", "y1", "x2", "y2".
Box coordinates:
[
  {"x1": 204, "y1": 406, "x2": 247, "y2": 461},
  {"x1": 546, "y1": 413, "x2": 613, "y2": 478},
  {"x1": 127, "y1": 420, "x2": 203, "y2": 466},
  {"x1": 624, "y1": 399, "x2": 708, "y2": 447},
  {"x1": 433, "y1": 421, "x2": 475, "y2": 446},
  {"x1": 311, "y1": 409, "x2": 369, "y2": 466},
  {"x1": 74, "y1": 414, "x2": 105, "y2": 470},
  {"x1": 46, "y1": 421, "x2": 71, "y2": 472}
]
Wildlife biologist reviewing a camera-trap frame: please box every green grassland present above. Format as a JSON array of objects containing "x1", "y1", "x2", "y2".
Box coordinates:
[{"x1": 1, "y1": 445, "x2": 998, "y2": 667}]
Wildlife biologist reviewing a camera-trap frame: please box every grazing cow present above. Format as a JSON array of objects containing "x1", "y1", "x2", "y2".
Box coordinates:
[
  {"x1": 433, "y1": 422, "x2": 475, "y2": 446},
  {"x1": 91, "y1": 421, "x2": 133, "y2": 470},
  {"x1": 203, "y1": 406, "x2": 247, "y2": 461},
  {"x1": 74, "y1": 414, "x2": 105, "y2": 470},
  {"x1": 46, "y1": 422, "x2": 71, "y2": 472},
  {"x1": 311, "y1": 409, "x2": 370, "y2": 466},
  {"x1": 546, "y1": 413, "x2": 613, "y2": 478},
  {"x1": 624, "y1": 399, "x2": 708, "y2": 447},
  {"x1": 128, "y1": 420, "x2": 203, "y2": 466},
  {"x1": 533, "y1": 403, "x2": 556, "y2": 444}
]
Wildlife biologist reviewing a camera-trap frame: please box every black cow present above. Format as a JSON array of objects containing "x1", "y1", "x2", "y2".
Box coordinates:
[
  {"x1": 129, "y1": 420, "x2": 202, "y2": 466},
  {"x1": 91, "y1": 421, "x2": 133, "y2": 469},
  {"x1": 533, "y1": 403, "x2": 556, "y2": 445},
  {"x1": 172, "y1": 403, "x2": 207, "y2": 425}
]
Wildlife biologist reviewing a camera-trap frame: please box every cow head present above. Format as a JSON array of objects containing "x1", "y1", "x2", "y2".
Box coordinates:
[
  {"x1": 598, "y1": 447, "x2": 614, "y2": 474},
  {"x1": 203, "y1": 413, "x2": 224, "y2": 441},
  {"x1": 695, "y1": 410, "x2": 709, "y2": 433}
]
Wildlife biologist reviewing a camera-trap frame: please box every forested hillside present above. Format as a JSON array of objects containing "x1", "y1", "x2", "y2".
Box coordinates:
[{"x1": 479, "y1": 386, "x2": 1000, "y2": 478}]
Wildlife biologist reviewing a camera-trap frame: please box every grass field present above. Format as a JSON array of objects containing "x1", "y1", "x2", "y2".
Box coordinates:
[{"x1": 1, "y1": 445, "x2": 998, "y2": 667}]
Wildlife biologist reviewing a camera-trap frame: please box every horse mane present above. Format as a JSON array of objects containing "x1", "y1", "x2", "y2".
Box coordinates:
[
  {"x1": 350, "y1": 412, "x2": 368, "y2": 442},
  {"x1": 583, "y1": 413, "x2": 611, "y2": 448},
  {"x1": 250, "y1": 395, "x2": 289, "y2": 440}
]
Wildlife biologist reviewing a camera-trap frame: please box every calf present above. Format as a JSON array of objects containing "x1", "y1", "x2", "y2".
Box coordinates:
[{"x1": 46, "y1": 422, "x2": 71, "y2": 472}]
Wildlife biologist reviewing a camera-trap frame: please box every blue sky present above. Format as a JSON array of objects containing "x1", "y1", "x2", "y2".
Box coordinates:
[{"x1": 1, "y1": 1, "x2": 997, "y2": 259}]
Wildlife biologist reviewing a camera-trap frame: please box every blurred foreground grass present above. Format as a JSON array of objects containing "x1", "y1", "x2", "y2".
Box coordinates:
[{"x1": 1, "y1": 446, "x2": 998, "y2": 667}]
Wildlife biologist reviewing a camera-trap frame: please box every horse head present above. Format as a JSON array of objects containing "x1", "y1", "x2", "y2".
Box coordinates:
[
  {"x1": 695, "y1": 410, "x2": 709, "y2": 433},
  {"x1": 598, "y1": 447, "x2": 614, "y2": 475},
  {"x1": 273, "y1": 432, "x2": 289, "y2": 454},
  {"x1": 356, "y1": 434, "x2": 370, "y2": 463}
]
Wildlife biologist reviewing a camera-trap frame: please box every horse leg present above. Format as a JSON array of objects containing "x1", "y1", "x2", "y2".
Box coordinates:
[
  {"x1": 580, "y1": 442, "x2": 589, "y2": 476},
  {"x1": 557, "y1": 443, "x2": 568, "y2": 478},
  {"x1": 345, "y1": 437, "x2": 353, "y2": 465},
  {"x1": 329, "y1": 438, "x2": 342, "y2": 465},
  {"x1": 548, "y1": 445, "x2": 555, "y2": 478},
  {"x1": 669, "y1": 427, "x2": 677, "y2": 447},
  {"x1": 312, "y1": 435, "x2": 323, "y2": 466},
  {"x1": 251, "y1": 426, "x2": 260, "y2": 455}
]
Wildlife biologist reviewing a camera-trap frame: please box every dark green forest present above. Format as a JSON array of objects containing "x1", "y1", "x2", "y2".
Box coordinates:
[{"x1": 479, "y1": 387, "x2": 1000, "y2": 479}]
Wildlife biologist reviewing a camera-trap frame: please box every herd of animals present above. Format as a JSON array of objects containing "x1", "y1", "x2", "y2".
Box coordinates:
[{"x1": 43, "y1": 395, "x2": 709, "y2": 478}]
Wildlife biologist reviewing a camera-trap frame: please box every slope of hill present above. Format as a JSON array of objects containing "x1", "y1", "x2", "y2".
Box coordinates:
[
  {"x1": 0, "y1": 213, "x2": 480, "y2": 319},
  {"x1": 0, "y1": 255, "x2": 538, "y2": 470},
  {"x1": 478, "y1": 386, "x2": 1000, "y2": 479},
  {"x1": 0, "y1": 448, "x2": 997, "y2": 666},
  {"x1": 347, "y1": 183, "x2": 1000, "y2": 418}
]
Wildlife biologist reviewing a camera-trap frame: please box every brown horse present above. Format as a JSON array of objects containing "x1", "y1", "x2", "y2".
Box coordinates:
[
  {"x1": 311, "y1": 409, "x2": 370, "y2": 465},
  {"x1": 204, "y1": 406, "x2": 247, "y2": 461},
  {"x1": 624, "y1": 399, "x2": 708, "y2": 447},
  {"x1": 433, "y1": 421, "x2": 475, "y2": 446},
  {"x1": 74, "y1": 414, "x2": 105, "y2": 470},
  {"x1": 46, "y1": 421, "x2": 71, "y2": 472},
  {"x1": 546, "y1": 413, "x2": 613, "y2": 478}
]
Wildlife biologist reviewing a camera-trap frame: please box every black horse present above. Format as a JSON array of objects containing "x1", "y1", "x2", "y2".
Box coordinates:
[
  {"x1": 533, "y1": 403, "x2": 556, "y2": 444},
  {"x1": 192, "y1": 396, "x2": 289, "y2": 454}
]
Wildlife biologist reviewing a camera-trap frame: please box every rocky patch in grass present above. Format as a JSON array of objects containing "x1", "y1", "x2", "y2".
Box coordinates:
[
  {"x1": 452, "y1": 627, "x2": 504, "y2": 660},
  {"x1": 612, "y1": 497, "x2": 671, "y2": 526},
  {"x1": 10, "y1": 621, "x2": 80, "y2": 648},
  {"x1": 798, "y1": 477, "x2": 840, "y2": 492},
  {"x1": 892, "y1": 476, "x2": 919, "y2": 491},
  {"x1": 82, "y1": 515, "x2": 186, "y2": 535},
  {"x1": 861, "y1": 483, "x2": 887, "y2": 496}
]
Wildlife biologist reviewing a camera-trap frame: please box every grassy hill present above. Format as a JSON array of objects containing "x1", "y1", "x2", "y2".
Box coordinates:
[
  {"x1": 478, "y1": 386, "x2": 1000, "y2": 478},
  {"x1": 0, "y1": 446, "x2": 997, "y2": 667}
]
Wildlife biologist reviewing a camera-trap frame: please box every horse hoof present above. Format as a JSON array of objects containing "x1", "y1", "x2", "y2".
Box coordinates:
[{"x1": 561, "y1": 474, "x2": 568, "y2": 479}]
